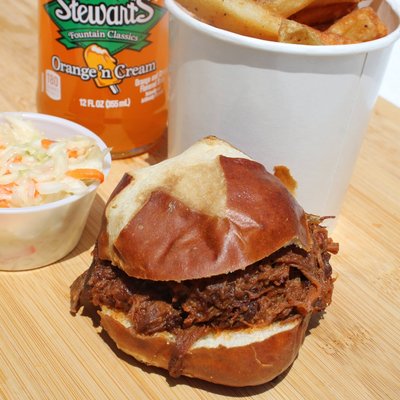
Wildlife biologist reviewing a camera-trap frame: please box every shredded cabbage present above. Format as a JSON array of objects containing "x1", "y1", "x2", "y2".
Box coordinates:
[{"x1": 0, "y1": 117, "x2": 108, "y2": 208}]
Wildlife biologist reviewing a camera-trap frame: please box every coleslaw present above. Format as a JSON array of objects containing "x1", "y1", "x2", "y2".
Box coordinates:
[{"x1": 0, "y1": 117, "x2": 108, "y2": 208}]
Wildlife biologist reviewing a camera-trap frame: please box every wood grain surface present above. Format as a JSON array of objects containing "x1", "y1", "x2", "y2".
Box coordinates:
[{"x1": 0, "y1": 1, "x2": 399, "y2": 399}]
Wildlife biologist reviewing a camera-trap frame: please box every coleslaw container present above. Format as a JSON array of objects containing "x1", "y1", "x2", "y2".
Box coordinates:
[
  {"x1": 0, "y1": 112, "x2": 111, "y2": 271},
  {"x1": 166, "y1": 0, "x2": 400, "y2": 219}
]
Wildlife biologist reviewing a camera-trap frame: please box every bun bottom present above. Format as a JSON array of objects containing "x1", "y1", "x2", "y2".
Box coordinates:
[{"x1": 99, "y1": 307, "x2": 311, "y2": 387}]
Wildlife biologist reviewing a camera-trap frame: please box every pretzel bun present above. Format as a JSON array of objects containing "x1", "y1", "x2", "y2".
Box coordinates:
[
  {"x1": 99, "y1": 307, "x2": 311, "y2": 387},
  {"x1": 97, "y1": 136, "x2": 311, "y2": 281},
  {"x1": 71, "y1": 136, "x2": 336, "y2": 387}
]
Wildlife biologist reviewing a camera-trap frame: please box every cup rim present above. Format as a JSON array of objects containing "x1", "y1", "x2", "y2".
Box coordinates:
[
  {"x1": 166, "y1": 0, "x2": 400, "y2": 56},
  {"x1": 0, "y1": 112, "x2": 111, "y2": 215}
]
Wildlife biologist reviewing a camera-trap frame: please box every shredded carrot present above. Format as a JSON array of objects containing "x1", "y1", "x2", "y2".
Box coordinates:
[
  {"x1": 0, "y1": 199, "x2": 10, "y2": 208},
  {"x1": 67, "y1": 149, "x2": 79, "y2": 158},
  {"x1": 10, "y1": 154, "x2": 22, "y2": 163},
  {"x1": 41, "y1": 138, "x2": 55, "y2": 149},
  {"x1": 66, "y1": 168, "x2": 104, "y2": 183},
  {"x1": 0, "y1": 183, "x2": 15, "y2": 195}
]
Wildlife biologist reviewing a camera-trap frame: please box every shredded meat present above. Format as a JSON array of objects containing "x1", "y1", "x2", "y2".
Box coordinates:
[
  {"x1": 70, "y1": 216, "x2": 338, "y2": 377},
  {"x1": 168, "y1": 326, "x2": 207, "y2": 378}
]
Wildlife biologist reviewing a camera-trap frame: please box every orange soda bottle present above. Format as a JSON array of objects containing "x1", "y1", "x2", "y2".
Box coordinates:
[{"x1": 37, "y1": 0, "x2": 168, "y2": 159}]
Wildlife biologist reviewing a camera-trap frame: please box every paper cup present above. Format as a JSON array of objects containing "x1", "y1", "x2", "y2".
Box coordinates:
[{"x1": 166, "y1": 0, "x2": 400, "y2": 218}]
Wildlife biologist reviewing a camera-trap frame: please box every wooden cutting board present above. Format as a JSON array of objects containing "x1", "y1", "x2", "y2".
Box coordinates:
[{"x1": 0, "y1": 1, "x2": 399, "y2": 399}]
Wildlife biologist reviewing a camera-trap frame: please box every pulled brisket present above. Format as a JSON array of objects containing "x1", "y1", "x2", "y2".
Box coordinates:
[{"x1": 71, "y1": 217, "x2": 338, "y2": 377}]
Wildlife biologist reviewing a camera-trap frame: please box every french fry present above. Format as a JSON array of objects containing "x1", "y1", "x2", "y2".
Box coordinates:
[
  {"x1": 260, "y1": 0, "x2": 317, "y2": 18},
  {"x1": 326, "y1": 7, "x2": 388, "y2": 42},
  {"x1": 278, "y1": 18, "x2": 353, "y2": 44},
  {"x1": 177, "y1": 0, "x2": 389, "y2": 46},
  {"x1": 175, "y1": 0, "x2": 282, "y2": 41},
  {"x1": 307, "y1": 0, "x2": 360, "y2": 7},
  {"x1": 290, "y1": 2, "x2": 358, "y2": 26}
]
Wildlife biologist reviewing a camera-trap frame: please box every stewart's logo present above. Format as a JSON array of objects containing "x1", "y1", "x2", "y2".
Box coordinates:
[{"x1": 45, "y1": 0, "x2": 166, "y2": 54}]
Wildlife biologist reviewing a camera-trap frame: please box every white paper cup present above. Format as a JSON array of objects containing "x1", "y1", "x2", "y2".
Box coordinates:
[{"x1": 166, "y1": 0, "x2": 400, "y2": 218}]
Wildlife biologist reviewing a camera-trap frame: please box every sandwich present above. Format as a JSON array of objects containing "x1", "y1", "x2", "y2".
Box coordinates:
[{"x1": 70, "y1": 136, "x2": 338, "y2": 387}]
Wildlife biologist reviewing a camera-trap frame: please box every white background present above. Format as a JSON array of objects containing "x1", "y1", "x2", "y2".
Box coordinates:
[{"x1": 379, "y1": 40, "x2": 400, "y2": 107}]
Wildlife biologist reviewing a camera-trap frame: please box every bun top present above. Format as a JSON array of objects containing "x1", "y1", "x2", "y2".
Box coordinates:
[{"x1": 97, "y1": 137, "x2": 311, "y2": 281}]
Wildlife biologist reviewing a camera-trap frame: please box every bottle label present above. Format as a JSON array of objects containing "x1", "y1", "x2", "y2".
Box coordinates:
[
  {"x1": 45, "y1": 69, "x2": 62, "y2": 100},
  {"x1": 44, "y1": 0, "x2": 166, "y2": 97}
]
